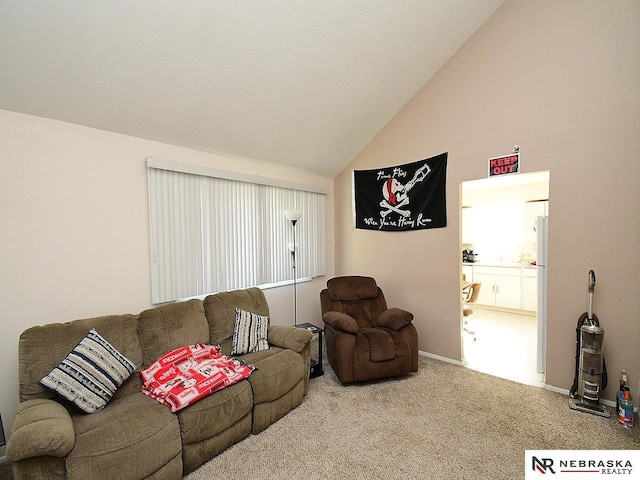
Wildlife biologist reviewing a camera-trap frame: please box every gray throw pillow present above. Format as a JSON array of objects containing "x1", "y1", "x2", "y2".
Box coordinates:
[
  {"x1": 39, "y1": 328, "x2": 136, "y2": 414},
  {"x1": 231, "y1": 308, "x2": 270, "y2": 355}
]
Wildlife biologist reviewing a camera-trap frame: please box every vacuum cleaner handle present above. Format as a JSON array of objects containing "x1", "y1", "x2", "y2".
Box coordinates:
[{"x1": 588, "y1": 270, "x2": 596, "y2": 322}]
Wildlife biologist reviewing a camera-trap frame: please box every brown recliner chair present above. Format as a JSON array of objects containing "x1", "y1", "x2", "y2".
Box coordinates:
[{"x1": 320, "y1": 276, "x2": 419, "y2": 384}]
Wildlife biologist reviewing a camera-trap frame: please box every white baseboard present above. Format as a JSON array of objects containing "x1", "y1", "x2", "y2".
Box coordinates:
[
  {"x1": 418, "y1": 350, "x2": 465, "y2": 366},
  {"x1": 544, "y1": 384, "x2": 570, "y2": 396}
]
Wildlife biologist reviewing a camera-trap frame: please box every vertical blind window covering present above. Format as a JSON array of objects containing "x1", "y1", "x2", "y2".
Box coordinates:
[{"x1": 147, "y1": 161, "x2": 326, "y2": 304}]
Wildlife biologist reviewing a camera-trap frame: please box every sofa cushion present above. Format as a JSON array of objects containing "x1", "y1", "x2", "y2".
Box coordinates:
[
  {"x1": 39, "y1": 329, "x2": 137, "y2": 414},
  {"x1": 242, "y1": 348, "x2": 306, "y2": 434},
  {"x1": 18, "y1": 314, "x2": 143, "y2": 404},
  {"x1": 231, "y1": 308, "x2": 269, "y2": 355},
  {"x1": 176, "y1": 379, "x2": 253, "y2": 446},
  {"x1": 243, "y1": 348, "x2": 304, "y2": 404},
  {"x1": 203, "y1": 288, "x2": 269, "y2": 354},
  {"x1": 138, "y1": 299, "x2": 209, "y2": 366},
  {"x1": 67, "y1": 393, "x2": 182, "y2": 480}
]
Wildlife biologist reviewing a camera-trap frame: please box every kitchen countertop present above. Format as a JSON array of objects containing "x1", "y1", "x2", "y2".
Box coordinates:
[{"x1": 463, "y1": 261, "x2": 537, "y2": 268}]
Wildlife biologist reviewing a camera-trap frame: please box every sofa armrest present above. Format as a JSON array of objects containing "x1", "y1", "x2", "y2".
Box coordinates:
[
  {"x1": 268, "y1": 325, "x2": 312, "y2": 353},
  {"x1": 377, "y1": 308, "x2": 414, "y2": 331},
  {"x1": 7, "y1": 399, "x2": 75, "y2": 462},
  {"x1": 322, "y1": 311, "x2": 358, "y2": 334}
]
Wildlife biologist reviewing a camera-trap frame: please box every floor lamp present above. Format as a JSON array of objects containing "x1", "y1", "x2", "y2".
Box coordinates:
[{"x1": 285, "y1": 209, "x2": 302, "y2": 326}]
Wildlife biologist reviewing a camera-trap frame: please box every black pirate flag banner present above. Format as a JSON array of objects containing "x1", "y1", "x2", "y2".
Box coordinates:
[{"x1": 354, "y1": 152, "x2": 447, "y2": 231}]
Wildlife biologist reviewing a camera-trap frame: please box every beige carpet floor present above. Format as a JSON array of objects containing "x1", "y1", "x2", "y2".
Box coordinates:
[{"x1": 184, "y1": 355, "x2": 639, "y2": 480}]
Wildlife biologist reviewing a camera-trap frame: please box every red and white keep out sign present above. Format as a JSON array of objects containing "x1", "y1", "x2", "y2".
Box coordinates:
[{"x1": 488, "y1": 152, "x2": 520, "y2": 177}]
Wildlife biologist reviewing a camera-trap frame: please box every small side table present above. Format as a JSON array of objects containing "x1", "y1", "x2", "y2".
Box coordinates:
[{"x1": 295, "y1": 322, "x2": 324, "y2": 378}]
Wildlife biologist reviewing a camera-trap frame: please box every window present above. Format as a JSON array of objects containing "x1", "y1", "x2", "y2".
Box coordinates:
[{"x1": 147, "y1": 157, "x2": 326, "y2": 304}]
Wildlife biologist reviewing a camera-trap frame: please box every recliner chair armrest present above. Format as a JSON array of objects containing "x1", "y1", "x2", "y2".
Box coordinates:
[
  {"x1": 323, "y1": 311, "x2": 359, "y2": 333},
  {"x1": 377, "y1": 308, "x2": 414, "y2": 331},
  {"x1": 268, "y1": 325, "x2": 313, "y2": 353},
  {"x1": 7, "y1": 398, "x2": 75, "y2": 461}
]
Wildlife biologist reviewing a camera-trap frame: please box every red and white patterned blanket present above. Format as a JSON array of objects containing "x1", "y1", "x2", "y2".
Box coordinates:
[{"x1": 140, "y1": 344, "x2": 254, "y2": 412}]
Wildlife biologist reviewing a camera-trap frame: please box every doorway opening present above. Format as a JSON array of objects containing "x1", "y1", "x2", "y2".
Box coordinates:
[{"x1": 460, "y1": 171, "x2": 549, "y2": 387}]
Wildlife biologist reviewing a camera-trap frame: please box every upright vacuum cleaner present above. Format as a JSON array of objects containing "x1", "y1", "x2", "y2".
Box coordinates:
[{"x1": 569, "y1": 270, "x2": 610, "y2": 417}]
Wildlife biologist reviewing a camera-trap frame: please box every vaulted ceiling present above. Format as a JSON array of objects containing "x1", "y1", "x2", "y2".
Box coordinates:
[{"x1": 0, "y1": 1, "x2": 505, "y2": 176}]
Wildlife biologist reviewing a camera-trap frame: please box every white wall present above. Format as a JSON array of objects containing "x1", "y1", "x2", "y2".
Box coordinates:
[
  {"x1": 334, "y1": 0, "x2": 640, "y2": 399},
  {"x1": 0, "y1": 109, "x2": 334, "y2": 450}
]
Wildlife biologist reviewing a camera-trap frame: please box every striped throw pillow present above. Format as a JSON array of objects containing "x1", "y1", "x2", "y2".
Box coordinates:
[
  {"x1": 231, "y1": 308, "x2": 270, "y2": 355},
  {"x1": 39, "y1": 329, "x2": 136, "y2": 414}
]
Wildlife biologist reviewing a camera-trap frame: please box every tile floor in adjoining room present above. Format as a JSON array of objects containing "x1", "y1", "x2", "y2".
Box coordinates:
[{"x1": 463, "y1": 307, "x2": 545, "y2": 387}]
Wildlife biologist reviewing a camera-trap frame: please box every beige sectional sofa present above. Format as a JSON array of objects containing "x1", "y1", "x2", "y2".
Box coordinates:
[{"x1": 7, "y1": 287, "x2": 312, "y2": 479}]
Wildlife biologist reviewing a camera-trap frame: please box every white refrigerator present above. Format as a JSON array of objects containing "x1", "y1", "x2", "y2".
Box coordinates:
[{"x1": 536, "y1": 215, "x2": 549, "y2": 374}]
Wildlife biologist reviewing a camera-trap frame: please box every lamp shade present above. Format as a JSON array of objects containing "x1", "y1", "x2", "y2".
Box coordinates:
[{"x1": 284, "y1": 209, "x2": 302, "y2": 222}]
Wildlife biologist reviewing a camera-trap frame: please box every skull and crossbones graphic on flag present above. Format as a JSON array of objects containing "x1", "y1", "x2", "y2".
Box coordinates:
[
  {"x1": 354, "y1": 153, "x2": 447, "y2": 231},
  {"x1": 380, "y1": 163, "x2": 431, "y2": 218}
]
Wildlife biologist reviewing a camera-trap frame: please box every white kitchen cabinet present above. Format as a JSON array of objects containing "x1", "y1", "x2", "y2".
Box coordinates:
[
  {"x1": 472, "y1": 272, "x2": 496, "y2": 305},
  {"x1": 522, "y1": 268, "x2": 538, "y2": 311},
  {"x1": 496, "y1": 273, "x2": 523, "y2": 309},
  {"x1": 472, "y1": 266, "x2": 522, "y2": 310}
]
